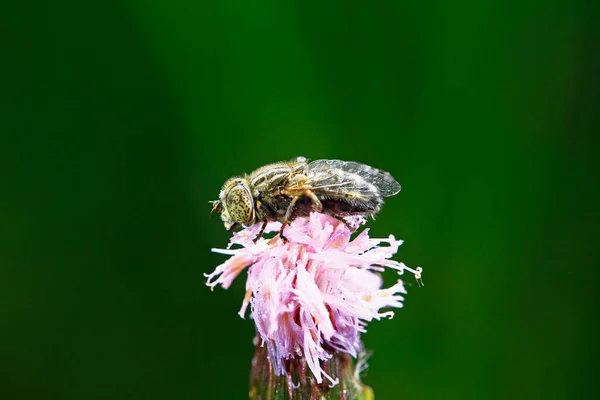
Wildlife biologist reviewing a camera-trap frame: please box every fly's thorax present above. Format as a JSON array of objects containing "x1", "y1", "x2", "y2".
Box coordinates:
[
  {"x1": 249, "y1": 159, "x2": 307, "y2": 192},
  {"x1": 219, "y1": 177, "x2": 256, "y2": 227}
]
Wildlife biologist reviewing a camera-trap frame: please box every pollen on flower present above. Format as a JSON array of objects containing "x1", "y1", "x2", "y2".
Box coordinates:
[{"x1": 205, "y1": 212, "x2": 421, "y2": 386}]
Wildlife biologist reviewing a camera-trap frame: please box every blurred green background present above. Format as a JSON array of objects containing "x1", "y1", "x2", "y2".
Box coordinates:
[{"x1": 2, "y1": 1, "x2": 598, "y2": 399}]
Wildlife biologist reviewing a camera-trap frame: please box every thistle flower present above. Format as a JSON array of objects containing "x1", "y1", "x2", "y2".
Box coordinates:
[{"x1": 206, "y1": 213, "x2": 422, "y2": 397}]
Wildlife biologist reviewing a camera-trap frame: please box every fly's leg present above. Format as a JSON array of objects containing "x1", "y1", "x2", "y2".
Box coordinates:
[
  {"x1": 253, "y1": 220, "x2": 268, "y2": 243},
  {"x1": 279, "y1": 195, "x2": 301, "y2": 243},
  {"x1": 303, "y1": 190, "x2": 323, "y2": 213},
  {"x1": 280, "y1": 190, "x2": 323, "y2": 243},
  {"x1": 279, "y1": 220, "x2": 289, "y2": 243},
  {"x1": 252, "y1": 200, "x2": 271, "y2": 243},
  {"x1": 283, "y1": 190, "x2": 322, "y2": 220}
]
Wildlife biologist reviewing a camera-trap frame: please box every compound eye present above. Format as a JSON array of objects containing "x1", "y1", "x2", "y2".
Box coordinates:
[{"x1": 225, "y1": 184, "x2": 254, "y2": 224}]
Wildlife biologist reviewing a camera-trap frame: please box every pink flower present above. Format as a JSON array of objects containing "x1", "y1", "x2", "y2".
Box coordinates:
[{"x1": 205, "y1": 213, "x2": 422, "y2": 386}]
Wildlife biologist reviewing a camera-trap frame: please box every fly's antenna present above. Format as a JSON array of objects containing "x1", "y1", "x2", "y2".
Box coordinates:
[{"x1": 209, "y1": 200, "x2": 222, "y2": 216}]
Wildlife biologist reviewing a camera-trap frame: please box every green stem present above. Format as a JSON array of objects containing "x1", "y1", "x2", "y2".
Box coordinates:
[{"x1": 249, "y1": 337, "x2": 374, "y2": 400}]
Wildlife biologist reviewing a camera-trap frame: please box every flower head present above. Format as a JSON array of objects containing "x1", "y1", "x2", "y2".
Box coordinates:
[{"x1": 206, "y1": 213, "x2": 421, "y2": 386}]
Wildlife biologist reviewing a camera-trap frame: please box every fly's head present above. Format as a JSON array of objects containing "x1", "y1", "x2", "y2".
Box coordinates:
[{"x1": 215, "y1": 177, "x2": 256, "y2": 231}]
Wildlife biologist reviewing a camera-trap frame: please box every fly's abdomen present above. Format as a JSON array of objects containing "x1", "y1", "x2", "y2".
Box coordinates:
[{"x1": 320, "y1": 195, "x2": 382, "y2": 216}]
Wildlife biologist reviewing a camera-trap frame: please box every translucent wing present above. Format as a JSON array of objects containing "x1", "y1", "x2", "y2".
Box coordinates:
[
  {"x1": 307, "y1": 159, "x2": 401, "y2": 197},
  {"x1": 303, "y1": 172, "x2": 377, "y2": 198}
]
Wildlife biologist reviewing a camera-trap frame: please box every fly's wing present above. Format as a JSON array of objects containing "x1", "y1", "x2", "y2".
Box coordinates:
[{"x1": 307, "y1": 159, "x2": 401, "y2": 197}]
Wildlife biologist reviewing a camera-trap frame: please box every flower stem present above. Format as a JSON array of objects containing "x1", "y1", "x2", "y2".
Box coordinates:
[{"x1": 250, "y1": 336, "x2": 374, "y2": 400}]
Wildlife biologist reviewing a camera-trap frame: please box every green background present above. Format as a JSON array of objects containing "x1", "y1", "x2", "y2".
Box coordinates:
[{"x1": 2, "y1": 1, "x2": 598, "y2": 399}]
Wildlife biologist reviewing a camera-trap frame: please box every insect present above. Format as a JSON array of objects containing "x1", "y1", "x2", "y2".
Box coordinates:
[{"x1": 211, "y1": 157, "x2": 401, "y2": 242}]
